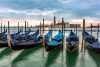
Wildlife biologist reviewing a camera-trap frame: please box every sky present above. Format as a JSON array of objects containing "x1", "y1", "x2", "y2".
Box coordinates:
[{"x1": 0, "y1": 0, "x2": 100, "y2": 26}]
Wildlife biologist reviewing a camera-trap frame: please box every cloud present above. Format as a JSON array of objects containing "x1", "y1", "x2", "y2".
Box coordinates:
[
  {"x1": 0, "y1": 0, "x2": 100, "y2": 25},
  {"x1": 58, "y1": 0, "x2": 76, "y2": 4},
  {"x1": 0, "y1": 7, "x2": 58, "y2": 20}
]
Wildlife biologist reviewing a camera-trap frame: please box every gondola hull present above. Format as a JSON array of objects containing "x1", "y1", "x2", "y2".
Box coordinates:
[
  {"x1": 0, "y1": 32, "x2": 21, "y2": 47},
  {"x1": 86, "y1": 42, "x2": 100, "y2": 53},
  {"x1": 67, "y1": 45, "x2": 78, "y2": 53},
  {"x1": 0, "y1": 40, "x2": 8, "y2": 47},
  {"x1": 66, "y1": 30, "x2": 79, "y2": 53},
  {"x1": 85, "y1": 31, "x2": 100, "y2": 53},
  {"x1": 10, "y1": 40, "x2": 43, "y2": 50},
  {"x1": 45, "y1": 43, "x2": 63, "y2": 51},
  {"x1": 87, "y1": 47, "x2": 100, "y2": 53},
  {"x1": 9, "y1": 36, "x2": 51, "y2": 50},
  {"x1": 8, "y1": 29, "x2": 52, "y2": 50},
  {"x1": 45, "y1": 30, "x2": 63, "y2": 51}
]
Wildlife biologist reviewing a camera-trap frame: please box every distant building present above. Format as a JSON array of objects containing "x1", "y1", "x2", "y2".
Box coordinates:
[
  {"x1": 53, "y1": 22, "x2": 70, "y2": 28},
  {"x1": 69, "y1": 24, "x2": 81, "y2": 28},
  {"x1": 53, "y1": 15, "x2": 56, "y2": 25}
]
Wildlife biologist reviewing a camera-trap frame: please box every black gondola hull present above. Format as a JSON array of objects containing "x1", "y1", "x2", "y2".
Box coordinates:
[
  {"x1": 0, "y1": 41, "x2": 8, "y2": 47},
  {"x1": 45, "y1": 43, "x2": 63, "y2": 51},
  {"x1": 86, "y1": 44, "x2": 100, "y2": 53},
  {"x1": 10, "y1": 40, "x2": 43, "y2": 50},
  {"x1": 66, "y1": 44, "x2": 78, "y2": 53}
]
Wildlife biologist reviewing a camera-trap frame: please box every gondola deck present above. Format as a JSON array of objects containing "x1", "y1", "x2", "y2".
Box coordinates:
[
  {"x1": 66, "y1": 30, "x2": 79, "y2": 53},
  {"x1": 45, "y1": 30, "x2": 63, "y2": 51},
  {"x1": 85, "y1": 31, "x2": 100, "y2": 53},
  {"x1": 8, "y1": 30, "x2": 52, "y2": 50}
]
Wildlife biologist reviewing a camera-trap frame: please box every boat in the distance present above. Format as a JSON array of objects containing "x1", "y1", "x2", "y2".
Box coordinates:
[
  {"x1": 66, "y1": 30, "x2": 79, "y2": 53},
  {"x1": 45, "y1": 30, "x2": 63, "y2": 51}
]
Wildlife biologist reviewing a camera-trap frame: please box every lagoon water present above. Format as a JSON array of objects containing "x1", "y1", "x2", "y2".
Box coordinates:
[{"x1": 0, "y1": 27, "x2": 100, "y2": 67}]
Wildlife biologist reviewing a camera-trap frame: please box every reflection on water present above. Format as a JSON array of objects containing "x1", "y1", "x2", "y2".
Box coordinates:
[
  {"x1": 0, "y1": 28, "x2": 100, "y2": 67},
  {"x1": 44, "y1": 49, "x2": 61, "y2": 67},
  {"x1": 66, "y1": 51, "x2": 78, "y2": 67},
  {"x1": 88, "y1": 50, "x2": 100, "y2": 67},
  {"x1": 0, "y1": 47, "x2": 12, "y2": 59},
  {"x1": 11, "y1": 46, "x2": 42, "y2": 67}
]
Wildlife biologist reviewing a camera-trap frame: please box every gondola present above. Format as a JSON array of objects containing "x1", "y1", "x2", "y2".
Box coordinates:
[
  {"x1": 0, "y1": 29, "x2": 30, "y2": 47},
  {"x1": 11, "y1": 29, "x2": 22, "y2": 39},
  {"x1": 45, "y1": 30, "x2": 63, "y2": 51},
  {"x1": 0, "y1": 29, "x2": 7, "y2": 35},
  {"x1": 66, "y1": 30, "x2": 79, "y2": 53},
  {"x1": 85, "y1": 31, "x2": 100, "y2": 53},
  {"x1": 0, "y1": 31, "x2": 22, "y2": 47},
  {"x1": 12, "y1": 28, "x2": 32, "y2": 40},
  {"x1": 8, "y1": 30, "x2": 52, "y2": 50},
  {"x1": 0, "y1": 30, "x2": 9, "y2": 47}
]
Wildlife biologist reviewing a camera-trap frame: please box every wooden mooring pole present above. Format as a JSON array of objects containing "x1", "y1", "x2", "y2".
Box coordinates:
[
  {"x1": 8, "y1": 21, "x2": 10, "y2": 34},
  {"x1": 51, "y1": 23, "x2": 53, "y2": 39},
  {"x1": 91, "y1": 23, "x2": 92, "y2": 35},
  {"x1": 97, "y1": 23, "x2": 99, "y2": 41},
  {"x1": 25, "y1": 21, "x2": 27, "y2": 33},
  {"x1": 40, "y1": 21, "x2": 41, "y2": 36},
  {"x1": 61, "y1": 17, "x2": 64, "y2": 66},
  {"x1": 7, "y1": 21, "x2": 11, "y2": 48},
  {"x1": 18, "y1": 22, "x2": 19, "y2": 33},
  {"x1": 62, "y1": 17, "x2": 64, "y2": 50},
  {"x1": 81, "y1": 19, "x2": 85, "y2": 53},
  {"x1": 43, "y1": 19, "x2": 44, "y2": 35},
  {"x1": 74, "y1": 27, "x2": 75, "y2": 32},
  {"x1": 4, "y1": 25, "x2": 5, "y2": 32},
  {"x1": 22, "y1": 26, "x2": 23, "y2": 33},
  {"x1": 27, "y1": 22, "x2": 29, "y2": 31},
  {"x1": 76, "y1": 24, "x2": 77, "y2": 36},
  {"x1": 1, "y1": 22, "x2": 2, "y2": 33},
  {"x1": 42, "y1": 18, "x2": 45, "y2": 58},
  {"x1": 64, "y1": 22, "x2": 65, "y2": 35}
]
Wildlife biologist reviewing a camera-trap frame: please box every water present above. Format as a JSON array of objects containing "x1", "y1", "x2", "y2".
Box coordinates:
[{"x1": 0, "y1": 27, "x2": 100, "y2": 67}]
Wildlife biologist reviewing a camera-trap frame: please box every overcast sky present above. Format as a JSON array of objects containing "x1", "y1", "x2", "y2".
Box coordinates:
[{"x1": 0, "y1": 0, "x2": 100, "y2": 26}]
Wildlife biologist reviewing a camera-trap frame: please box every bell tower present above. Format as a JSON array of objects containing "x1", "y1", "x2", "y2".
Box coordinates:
[{"x1": 53, "y1": 15, "x2": 56, "y2": 25}]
